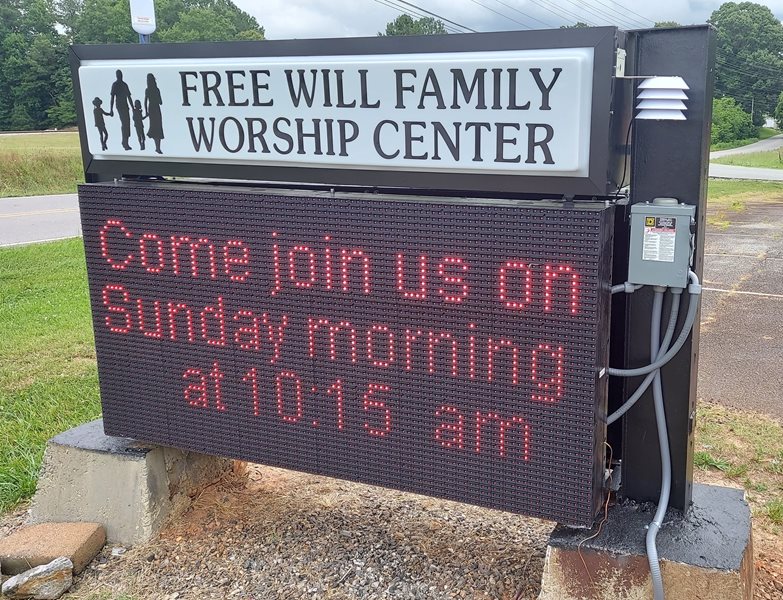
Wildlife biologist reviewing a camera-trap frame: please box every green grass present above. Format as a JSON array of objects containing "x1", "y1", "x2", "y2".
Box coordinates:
[
  {"x1": 706, "y1": 179, "x2": 783, "y2": 227},
  {"x1": 694, "y1": 451, "x2": 731, "y2": 471},
  {"x1": 0, "y1": 239, "x2": 100, "y2": 510},
  {"x1": 695, "y1": 403, "x2": 783, "y2": 530},
  {"x1": 767, "y1": 498, "x2": 783, "y2": 525},
  {"x1": 710, "y1": 126, "x2": 779, "y2": 151},
  {"x1": 713, "y1": 148, "x2": 783, "y2": 169},
  {"x1": 708, "y1": 179, "x2": 783, "y2": 200},
  {"x1": 0, "y1": 132, "x2": 83, "y2": 197}
]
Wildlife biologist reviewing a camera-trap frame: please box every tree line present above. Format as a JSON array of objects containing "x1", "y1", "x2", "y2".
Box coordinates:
[
  {"x1": 709, "y1": 1, "x2": 783, "y2": 141},
  {"x1": 3, "y1": 1, "x2": 783, "y2": 138},
  {"x1": 0, "y1": 0, "x2": 265, "y2": 131}
]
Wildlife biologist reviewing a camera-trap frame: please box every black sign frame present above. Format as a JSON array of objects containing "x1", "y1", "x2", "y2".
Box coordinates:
[{"x1": 69, "y1": 27, "x2": 620, "y2": 197}]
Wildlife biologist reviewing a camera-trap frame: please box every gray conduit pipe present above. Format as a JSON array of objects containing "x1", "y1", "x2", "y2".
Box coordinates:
[
  {"x1": 606, "y1": 289, "x2": 681, "y2": 426},
  {"x1": 647, "y1": 291, "x2": 671, "y2": 600},
  {"x1": 607, "y1": 271, "x2": 701, "y2": 378}
]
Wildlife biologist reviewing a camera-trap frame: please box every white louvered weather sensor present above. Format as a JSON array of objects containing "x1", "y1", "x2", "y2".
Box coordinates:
[{"x1": 635, "y1": 76, "x2": 689, "y2": 121}]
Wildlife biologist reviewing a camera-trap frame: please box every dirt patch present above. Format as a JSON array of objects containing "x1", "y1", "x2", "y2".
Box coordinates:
[
  {"x1": 63, "y1": 465, "x2": 551, "y2": 600},
  {"x1": 0, "y1": 461, "x2": 777, "y2": 599}
]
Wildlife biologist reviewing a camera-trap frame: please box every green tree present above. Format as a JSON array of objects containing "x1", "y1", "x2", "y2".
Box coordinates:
[
  {"x1": 0, "y1": 0, "x2": 67, "y2": 129},
  {"x1": 68, "y1": 0, "x2": 135, "y2": 43},
  {"x1": 654, "y1": 21, "x2": 681, "y2": 28},
  {"x1": 380, "y1": 14, "x2": 446, "y2": 36},
  {"x1": 711, "y1": 96, "x2": 756, "y2": 144},
  {"x1": 709, "y1": 2, "x2": 783, "y2": 126},
  {"x1": 0, "y1": 0, "x2": 266, "y2": 130},
  {"x1": 773, "y1": 92, "x2": 783, "y2": 128},
  {"x1": 62, "y1": 0, "x2": 264, "y2": 44},
  {"x1": 560, "y1": 22, "x2": 590, "y2": 29},
  {"x1": 157, "y1": 0, "x2": 264, "y2": 42}
]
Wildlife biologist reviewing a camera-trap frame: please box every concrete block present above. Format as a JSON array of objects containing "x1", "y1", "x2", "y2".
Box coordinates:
[
  {"x1": 0, "y1": 522, "x2": 105, "y2": 575},
  {"x1": 28, "y1": 419, "x2": 231, "y2": 546},
  {"x1": 538, "y1": 483, "x2": 753, "y2": 600}
]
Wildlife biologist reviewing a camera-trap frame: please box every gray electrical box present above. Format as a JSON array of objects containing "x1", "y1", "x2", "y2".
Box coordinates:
[{"x1": 628, "y1": 198, "x2": 695, "y2": 288}]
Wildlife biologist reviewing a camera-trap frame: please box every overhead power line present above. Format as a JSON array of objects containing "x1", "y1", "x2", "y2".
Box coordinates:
[
  {"x1": 717, "y1": 53, "x2": 783, "y2": 76},
  {"x1": 593, "y1": 0, "x2": 657, "y2": 27},
  {"x1": 393, "y1": 0, "x2": 479, "y2": 32},
  {"x1": 564, "y1": 0, "x2": 644, "y2": 30},
  {"x1": 467, "y1": 0, "x2": 533, "y2": 29},
  {"x1": 373, "y1": 0, "x2": 464, "y2": 33},
  {"x1": 488, "y1": 0, "x2": 555, "y2": 28},
  {"x1": 716, "y1": 57, "x2": 783, "y2": 80},
  {"x1": 578, "y1": 0, "x2": 651, "y2": 28},
  {"x1": 524, "y1": 0, "x2": 599, "y2": 27}
]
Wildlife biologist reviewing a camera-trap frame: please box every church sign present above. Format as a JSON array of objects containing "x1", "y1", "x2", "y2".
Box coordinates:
[
  {"x1": 71, "y1": 27, "x2": 630, "y2": 527},
  {"x1": 70, "y1": 28, "x2": 618, "y2": 195}
]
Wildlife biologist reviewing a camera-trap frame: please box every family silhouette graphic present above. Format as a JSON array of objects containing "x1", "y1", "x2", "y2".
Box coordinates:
[{"x1": 93, "y1": 70, "x2": 164, "y2": 153}]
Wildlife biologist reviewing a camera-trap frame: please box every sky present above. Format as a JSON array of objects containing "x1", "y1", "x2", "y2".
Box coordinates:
[{"x1": 234, "y1": 0, "x2": 783, "y2": 40}]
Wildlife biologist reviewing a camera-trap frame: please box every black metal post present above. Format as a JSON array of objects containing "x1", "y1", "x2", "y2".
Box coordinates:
[{"x1": 617, "y1": 25, "x2": 715, "y2": 510}]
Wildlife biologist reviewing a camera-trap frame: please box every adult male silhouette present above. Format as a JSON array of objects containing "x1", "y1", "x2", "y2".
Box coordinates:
[{"x1": 110, "y1": 70, "x2": 134, "y2": 150}]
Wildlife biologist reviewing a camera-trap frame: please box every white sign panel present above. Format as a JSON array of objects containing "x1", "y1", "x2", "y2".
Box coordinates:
[{"x1": 78, "y1": 48, "x2": 594, "y2": 177}]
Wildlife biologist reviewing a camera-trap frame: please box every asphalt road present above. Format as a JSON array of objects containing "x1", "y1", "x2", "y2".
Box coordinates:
[
  {"x1": 709, "y1": 134, "x2": 783, "y2": 180},
  {"x1": 708, "y1": 163, "x2": 783, "y2": 180},
  {"x1": 0, "y1": 193, "x2": 80, "y2": 247},
  {"x1": 698, "y1": 201, "x2": 783, "y2": 418},
  {"x1": 710, "y1": 133, "x2": 783, "y2": 158}
]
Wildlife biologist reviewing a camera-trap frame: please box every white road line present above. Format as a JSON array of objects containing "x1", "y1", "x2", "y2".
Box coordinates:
[
  {"x1": 0, "y1": 208, "x2": 77, "y2": 219},
  {"x1": 703, "y1": 287, "x2": 783, "y2": 299},
  {"x1": 0, "y1": 235, "x2": 81, "y2": 248},
  {"x1": 704, "y1": 253, "x2": 783, "y2": 260},
  {"x1": 705, "y1": 232, "x2": 779, "y2": 238}
]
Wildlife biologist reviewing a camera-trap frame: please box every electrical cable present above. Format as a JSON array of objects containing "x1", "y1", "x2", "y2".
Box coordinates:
[
  {"x1": 488, "y1": 0, "x2": 555, "y2": 28},
  {"x1": 382, "y1": 0, "x2": 468, "y2": 33},
  {"x1": 560, "y1": 0, "x2": 643, "y2": 30},
  {"x1": 466, "y1": 0, "x2": 533, "y2": 29},
  {"x1": 392, "y1": 0, "x2": 479, "y2": 33},
  {"x1": 646, "y1": 290, "x2": 671, "y2": 600},
  {"x1": 614, "y1": 117, "x2": 634, "y2": 199},
  {"x1": 606, "y1": 288, "x2": 680, "y2": 425},
  {"x1": 606, "y1": 288, "x2": 674, "y2": 600},
  {"x1": 717, "y1": 54, "x2": 783, "y2": 76},
  {"x1": 524, "y1": 0, "x2": 600, "y2": 27},
  {"x1": 607, "y1": 270, "x2": 701, "y2": 377},
  {"x1": 610, "y1": 282, "x2": 642, "y2": 294},
  {"x1": 578, "y1": 0, "x2": 651, "y2": 29},
  {"x1": 373, "y1": 0, "x2": 464, "y2": 33},
  {"x1": 607, "y1": 272, "x2": 702, "y2": 600},
  {"x1": 593, "y1": 0, "x2": 656, "y2": 27},
  {"x1": 715, "y1": 60, "x2": 783, "y2": 84}
]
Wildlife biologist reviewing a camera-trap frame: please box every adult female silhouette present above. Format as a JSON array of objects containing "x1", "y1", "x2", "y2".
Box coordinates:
[{"x1": 144, "y1": 73, "x2": 164, "y2": 154}]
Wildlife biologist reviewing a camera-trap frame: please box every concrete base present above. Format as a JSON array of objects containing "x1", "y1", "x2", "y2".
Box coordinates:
[
  {"x1": 538, "y1": 483, "x2": 753, "y2": 600},
  {"x1": 29, "y1": 419, "x2": 232, "y2": 545}
]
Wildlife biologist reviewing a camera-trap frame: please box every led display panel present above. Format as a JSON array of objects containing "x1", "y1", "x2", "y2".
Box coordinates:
[{"x1": 79, "y1": 183, "x2": 614, "y2": 526}]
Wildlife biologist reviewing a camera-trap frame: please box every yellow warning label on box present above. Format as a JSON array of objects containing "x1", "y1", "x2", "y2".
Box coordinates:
[{"x1": 645, "y1": 216, "x2": 656, "y2": 227}]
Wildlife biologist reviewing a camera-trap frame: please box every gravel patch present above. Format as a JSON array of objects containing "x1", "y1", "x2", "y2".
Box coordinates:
[
  {"x1": 2, "y1": 464, "x2": 781, "y2": 598},
  {"x1": 66, "y1": 464, "x2": 552, "y2": 599}
]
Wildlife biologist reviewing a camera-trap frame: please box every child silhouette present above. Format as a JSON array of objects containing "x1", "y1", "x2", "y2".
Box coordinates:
[
  {"x1": 132, "y1": 100, "x2": 147, "y2": 150},
  {"x1": 92, "y1": 97, "x2": 112, "y2": 151}
]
